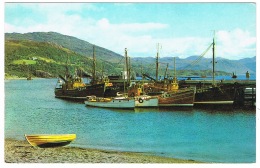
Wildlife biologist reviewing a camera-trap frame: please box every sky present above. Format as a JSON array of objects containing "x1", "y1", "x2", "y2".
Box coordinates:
[
  {"x1": 0, "y1": 2, "x2": 259, "y2": 167},
  {"x1": 4, "y1": 2, "x2": 256, "y2": 60}
]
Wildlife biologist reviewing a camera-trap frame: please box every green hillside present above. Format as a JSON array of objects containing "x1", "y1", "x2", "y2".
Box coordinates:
[
  {"x1": 4, "y1": 39, "x2": 229, "y2": 79},
  {"x1": 5, "y1": 40, "x2": 123, "y2": 78},
  {"x1": 5, "y1": 32, "x2": 124, "y2": 63},
  {"x1": 5, "y1": 32, "x2": 247, "y2": 79}
]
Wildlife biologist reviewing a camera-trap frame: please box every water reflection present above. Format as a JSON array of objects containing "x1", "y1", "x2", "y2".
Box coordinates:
[{"x1": 5, "y1": 79, "x2": 256, "y2": 163}]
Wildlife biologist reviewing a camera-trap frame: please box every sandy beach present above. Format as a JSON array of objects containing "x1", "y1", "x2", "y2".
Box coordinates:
[{"x1": 4, "y1": 139, "x2": 200, "y2": 163}]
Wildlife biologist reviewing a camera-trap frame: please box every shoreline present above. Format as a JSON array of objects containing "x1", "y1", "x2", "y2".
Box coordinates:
[
  {"x1": 4, "y1": 76, "x2": 42, "y2": 80},
  {"x1": 4, "y1": 139, "x2": 201, "y2": 163}
]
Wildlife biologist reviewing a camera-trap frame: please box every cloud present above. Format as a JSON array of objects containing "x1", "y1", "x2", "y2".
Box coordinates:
[
  {"x1": 86, "y1": 19, "x2": 169, "y2": 56},
  {"x1": 216, "y1": 29, "x2": 256, "y2": 59},
  {"x1": 5, "y1": 4, "x2": 256, "y2": 60},
  {"x1": 148, "y1": 29, "x2": 256, "y2": 59},
  {"x1": 155, "y1": 37, "x2": 211, "y2": 58}
]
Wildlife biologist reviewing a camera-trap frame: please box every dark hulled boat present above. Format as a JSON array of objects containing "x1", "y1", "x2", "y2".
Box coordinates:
[
  {"x1": 193, "y1": 35, "x2": 235, "y2": 105},
  {"x1": 143, "y1": 52, "x2": 195, "y2": 107},
  {"x1": 194, "y1": 84, "x2": 235, "y2": 104},
  {"x1": 145, "y1": 78, "x2": 195, "y2": 107},
  {"x1": 54, "y1": 45, "x2": 119, "y2": 100},
  {"x1": 54, "y1": 75, "x2": 118, "y2": 100},
  {"x1": 54, "y1": 78, "x2": 105, "y2": 99},
  {"x1": 158, "y1": 88, "x2": 195, "y2": 107}
]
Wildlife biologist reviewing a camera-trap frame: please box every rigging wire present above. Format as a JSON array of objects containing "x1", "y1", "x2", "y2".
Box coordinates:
[{"x1": 183, "y1": 43, "x2": 213, "y2": 70}]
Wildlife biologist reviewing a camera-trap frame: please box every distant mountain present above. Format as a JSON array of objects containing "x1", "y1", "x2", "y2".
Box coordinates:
[
  {"x1": 5, "y1": 32, "x2": 124, "y2": 63},
  {"x1": 5, "y1": 32, "x2": 256, "y2": 78},
  {"x1": 236, "y1": 57, "x2": 256, "y2": 73},
  {"x1": 131, "y1": 56, "x2": 256, "y2": 76}
]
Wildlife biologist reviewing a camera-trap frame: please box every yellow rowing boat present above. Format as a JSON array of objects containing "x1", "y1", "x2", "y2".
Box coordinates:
[{"x1": 25, "y1": 134, "x2": 76, "y2": 148}]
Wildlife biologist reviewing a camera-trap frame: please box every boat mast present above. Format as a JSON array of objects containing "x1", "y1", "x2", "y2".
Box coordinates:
[
  {"x1": 65, "y1": 54, "x2": 69, "y2": 79},
  {"x1": 156, "y1": 43, "x2": 160, "y2": 81},
  {"x1": 128, "y1": 56, "x2": 131, "y2": 82},
  {"x1": 164, "y1": 63, "x2": 169, "y2": 79},
  {"x1": 171, "y1": 56, "x2": 179, "y2": 91},
  {"x1": 92, "y1": 45, "x2": 96, "y2": 85},
  {"x1": 174, "y1": 57, "x2": 176, "y2": 80},
  {"x1": 141, "y1": 63, "x2": 144, "y2": 93},
  {"x1": 101, "y1": 63, "x2": 104, "y2": 81},
  {"x1": 212, "y1": 32, "x2": 216, "y2": 86},
  {"x1": 173, "y1": 57, "x2": 177, "y2": 84},
  {"x1": 123, "y1": 48, "x2": 128, "y2": 94},
  {"x1": 125, "y1": 48, "x2": 129, "y2": 84}
]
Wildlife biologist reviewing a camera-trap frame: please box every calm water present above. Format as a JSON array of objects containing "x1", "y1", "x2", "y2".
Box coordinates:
[{"x1": 4, "y1": 78, "x2": 256, "y2": 163}]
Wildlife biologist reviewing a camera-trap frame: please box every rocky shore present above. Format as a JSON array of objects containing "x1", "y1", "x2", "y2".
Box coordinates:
[{"x1": 4, "y1": 139, "x2": 200, "y2": 163}]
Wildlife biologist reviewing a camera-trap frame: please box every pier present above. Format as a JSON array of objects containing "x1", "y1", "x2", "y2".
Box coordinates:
[
  {"x1": 179, "y1": 79, "x2": 256, "y2": 107},
  {"x1": 117, "y1": 77, "x2": 256, "y2": 107}
]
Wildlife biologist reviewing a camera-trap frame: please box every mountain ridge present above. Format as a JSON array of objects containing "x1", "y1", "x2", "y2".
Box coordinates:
[
  {"x1": 5, "y1": 32, "x2": 256, "y2": 78},
  {"x1": 5, "y1": 32, "x2": 124, "y2": 63},
  {"x1": 131, "y1": 56, "x2": 256, "y2": 75}
]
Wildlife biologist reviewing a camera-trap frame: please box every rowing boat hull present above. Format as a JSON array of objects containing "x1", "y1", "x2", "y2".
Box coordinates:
[{"x1": 25, "y1": 134, "x2": 76, "y2": 148}]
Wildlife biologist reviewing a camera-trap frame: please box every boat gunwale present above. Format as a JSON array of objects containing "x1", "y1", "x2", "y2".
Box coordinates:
[{"x1": 24, "y1": 134, "x2": 76, "y2": 147}]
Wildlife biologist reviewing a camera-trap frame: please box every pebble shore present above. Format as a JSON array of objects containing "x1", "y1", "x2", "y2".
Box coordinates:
[{"x1": 4, "y1": 139, "x2": 200, "y2": 163}]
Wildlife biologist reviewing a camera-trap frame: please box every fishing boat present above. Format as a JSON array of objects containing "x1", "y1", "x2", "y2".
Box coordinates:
[
  {"x1": 85, "y1": 95, "x2": 135, "y2": 109},
  {"x1": 135, "y1": 95, "x2": 158, "y2": 107},
  {"x1": 193, "y1": 34, "x2": 235, "y2": 105},
  {"x1": 146, "y1": 81, "x2": 195, "y2": 107},
  {"x1": 144, "y1": 54, "x2": 195, "y2": 107},
  {"x1": 84, "y1": 48, "x2": 134, "y2": 109},
  {"x1": 25, "y1": 134, "x2": 76, "y2": 148},
  {"x1": 54, "y1": 75, "x2": 111, "y2": 99},
  {"x1": 157, "y1": 74, "x2": 195, "y2": 107},
  {"x1": 127, "y1": 76, "x2": 159, "y2": 107},
  {"x1": 55, "y1": 45, "x2": 115, "y2": 100},
  {"x1": 158, "y1": 88, "x2": 195, "y2": 107},
  {"x1": 194, "y1": 84, "x2": 235, "y2": 104}
]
